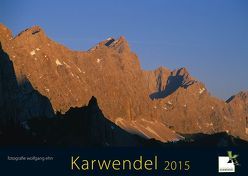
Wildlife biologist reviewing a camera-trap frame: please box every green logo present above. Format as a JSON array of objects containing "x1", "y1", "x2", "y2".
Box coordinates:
[{"x1": 227, "y1": 151, "x2": 239, "y2": 166}]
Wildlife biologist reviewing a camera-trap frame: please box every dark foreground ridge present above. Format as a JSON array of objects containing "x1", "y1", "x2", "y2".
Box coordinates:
[{"x1": 0, "y1": 43, "x2": 144, "y2": 146}]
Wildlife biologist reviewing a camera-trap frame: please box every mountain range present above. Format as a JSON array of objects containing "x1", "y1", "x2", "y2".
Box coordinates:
[{"x1": 0, "y1": 23, "x2": 247, "y2": 146}]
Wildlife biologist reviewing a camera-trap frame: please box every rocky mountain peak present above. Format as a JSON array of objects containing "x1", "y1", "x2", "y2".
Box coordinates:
[
  {"x1": 238, "y1": 91, "x2": 248, "y2": 101},
  {"x1": 156, "y1": 66, "x2": 171, "y2": 72},
  {"x1": 0, "y1": 24, "x2": 13, "y2": 45},
  {"x1": 12, "y1": 25, "x2": 47, "y2": 47},
  {"x1": 227, "y1": 91, "x2": 248, "y2": 103},
  {"x1": 170, "y1": 67, "x2": 197, "y2": 88},
  {"x1": 172, "y1": 67, "x2": 190, "y2": 79},
  {"x1": 111, "y1": 36, "x2": 130, "y2": 53},
  {"x1": 16, "y1": 25, "x2": 44, "y2": 38},
  {"x1": 88, "y1": 35, "x2": 131, "y2": 53}
]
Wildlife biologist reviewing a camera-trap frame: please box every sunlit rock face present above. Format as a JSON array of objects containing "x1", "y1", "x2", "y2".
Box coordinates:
[{"x1": 0, "y1": 23, "x2": 247, "y2": 142}]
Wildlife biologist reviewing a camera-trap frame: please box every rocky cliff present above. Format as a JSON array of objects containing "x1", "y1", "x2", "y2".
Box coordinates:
[{"x1": 0, "y1": 23, "x2": 247, "y2": 143}]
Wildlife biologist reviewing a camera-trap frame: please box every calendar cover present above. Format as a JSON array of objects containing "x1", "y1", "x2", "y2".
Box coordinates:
[{"x1": 0, "y1": 0, "x2": 247, "y2": 175}]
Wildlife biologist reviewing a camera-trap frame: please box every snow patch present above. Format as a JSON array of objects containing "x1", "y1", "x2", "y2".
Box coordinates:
[
  {"x1": 206, "y1": 122, "x2": 213, "y2": 127},
  {"x1": 30, "y1": 50, "x2": 36, "y2": 56},
  {"x1": 56, "y1": 59, "x2": 63, "y2": 66},
  {"x1": 111, "y1": 40, "x2": 118, "y2": 45},
  {"x1": 107, "y1": 37, "x2": 113, "y2": 41},
  {"x1": 45, "y1": 88, "x2": 49, "y2": 92},
  {"x1": 184, "y1": 104, "x2": 187, "y2": 108},
  {"x1": 199, "y1": 88, "x2": 206, "y2": 94},
  {"x1": 167, "y1": 101, "x2": 172, "y2": 105},
  {"x1": 77, "y1": 67, "x2": 82, "y2": 73},
  {"x1": 163, "y1": 107, "x2": 167, "y2": 110},
  {"x1": 30, "y1": 48, "x2": 40, "y2": 56},
  {"x1": 63, "y1": 61, "x2": 71, "y2": 68},
  {"x1": 97, "y1": 58, "x2": 102, "y2": 63}
]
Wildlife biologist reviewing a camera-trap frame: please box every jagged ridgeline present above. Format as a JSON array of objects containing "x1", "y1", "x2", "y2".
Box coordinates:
[{"x1": 0, "y1": 23, "x2": 247, "y2": 146}]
